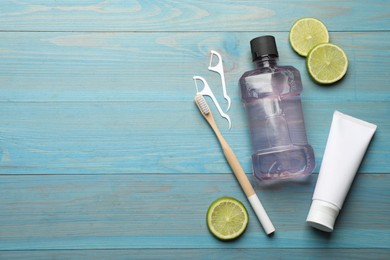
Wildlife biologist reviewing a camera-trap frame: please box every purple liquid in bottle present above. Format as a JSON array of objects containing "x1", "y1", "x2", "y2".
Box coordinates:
[{"x1": 239, "y1": 36, "x2": 315, "y2": 181}]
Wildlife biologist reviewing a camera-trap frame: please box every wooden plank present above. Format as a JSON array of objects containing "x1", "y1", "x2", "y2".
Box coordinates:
[
  {"x1": 1, "y1": 249, "x2": 389, "y2": 260},
  {"x1": 1, "y1": 32, "x2": 390, "y2": 102},
  {"x1": 0, "y1": 174, "x2": 388, "y2": 250},
  {"x1": 0, "y1": 101, "x2": 387, "y2": 174},
  {"x1": 0, "y1": 31, "x2": 389, "y2": 175},
  {"x1": 0, "y1": 1, "x2": 389, "y2": 32},
  {"x1": 0, "y1": 0, "x2": 388, "y2": 257}
]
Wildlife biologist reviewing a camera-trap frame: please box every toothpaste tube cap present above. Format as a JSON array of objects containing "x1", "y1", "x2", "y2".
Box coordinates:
[{"x1": 306, "y1": 200, "x2": 340, "y2": 232}]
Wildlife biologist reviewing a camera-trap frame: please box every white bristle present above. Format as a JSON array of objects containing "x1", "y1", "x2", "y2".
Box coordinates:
[{"x1": 195, "y1": 95, "x2": 210, "y2": 115}]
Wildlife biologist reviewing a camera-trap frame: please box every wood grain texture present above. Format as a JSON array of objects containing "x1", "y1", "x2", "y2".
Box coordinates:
[
  {"x1": 1, "y1": 0, "x2": 390, "y2": 258},
  {"x1": 0, "y1": 0, "x2": 389, "y2": 32},
  {"x1": 0, "y1": 101, "x2": 388, "y2": 174},
  {"x1": 0, "y1": 31, "x2": 389, "y2": 174},
  {"x1": 0, "y1": 174, "x2": 389, "y2": 250},
  {"x1": 1, "y1": 31, "x2": 390, "y2": 103},
  {"x1": 1, "y1": 249, "x2": 390, "y2": 260}
]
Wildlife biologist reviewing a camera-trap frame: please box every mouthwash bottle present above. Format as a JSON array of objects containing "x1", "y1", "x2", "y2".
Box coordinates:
[{"x1": 239, "y1": 36, "x2": 315, "y2": 181}]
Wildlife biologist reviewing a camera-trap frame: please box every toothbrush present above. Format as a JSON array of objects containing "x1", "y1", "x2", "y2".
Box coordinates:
[{"x1": 194, "y1": 94, "x2": 275, "y2": 235}]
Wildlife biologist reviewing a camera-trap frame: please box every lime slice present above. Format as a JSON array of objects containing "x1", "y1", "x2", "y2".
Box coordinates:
[
  {"x1": 307, "y1": 43, "x2": 348, "y2": 84},
  {"x1": 289, "y1": 18, "x2": 329, "y2": 56},
  {"x1": 206, "y1": 197, "x2": 248, "y2": 240}
]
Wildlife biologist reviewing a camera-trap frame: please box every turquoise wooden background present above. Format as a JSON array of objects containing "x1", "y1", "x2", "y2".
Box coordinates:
[{"x1": 0, "y1": 1, "x2": 389, "y2": 259}]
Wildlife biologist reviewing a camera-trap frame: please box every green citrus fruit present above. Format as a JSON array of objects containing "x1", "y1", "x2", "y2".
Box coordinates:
[
  {"x1": 289, "y1": 18, "x2": 329, "y2": 56},
  {"x1": 306, "y1": 43, "x2": 348, "y2": 84},
  {"x1": 206, "y1": 197, "x2": 249, "y2": 240}
]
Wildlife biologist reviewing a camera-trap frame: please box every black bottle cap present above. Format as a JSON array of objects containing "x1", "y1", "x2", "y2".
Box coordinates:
[{"x1": 250, "y1": 35, "x2": 279, "y2": 61}]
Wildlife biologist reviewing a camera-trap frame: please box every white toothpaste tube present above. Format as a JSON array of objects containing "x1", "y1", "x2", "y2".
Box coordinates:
[{"x1": 306, "y1": 111, "x2": 377, "y2": 232}]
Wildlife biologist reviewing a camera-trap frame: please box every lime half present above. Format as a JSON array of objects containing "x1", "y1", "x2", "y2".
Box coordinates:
[
  {"x1": 289, "y1": 18, "x2": 329, "y2": 56},
  {"x1": 206, "y1": 197, "x2": 248, "y2": 240},
  {"x1": 307, "y1": 43, "x2": 348, "y2": 84}
]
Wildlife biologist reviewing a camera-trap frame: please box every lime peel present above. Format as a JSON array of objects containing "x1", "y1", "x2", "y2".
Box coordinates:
[
  {"x1": 206, "y1": 197, "x2": 249, "y2": 240},
  {"x1": 289, "y1": 17, "x2": 329, "y2": 56},
  {"x1": 306, "y1": 43, "x2": 348, "y2": 84}
]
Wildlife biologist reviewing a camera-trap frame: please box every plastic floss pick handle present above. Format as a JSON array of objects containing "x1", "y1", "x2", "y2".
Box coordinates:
[
  {"x1": 193, "y1": 76, "x2": 231, "y2": 129},
  {"x1": 208, "y1": 50, "x2": 231, "y2": 112}
]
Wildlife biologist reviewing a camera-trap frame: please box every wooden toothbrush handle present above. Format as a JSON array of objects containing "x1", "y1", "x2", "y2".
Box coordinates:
[
  {"x1": 219, "y1": 137, "x2": 255, "y2": 197},
  {"x1": 204, "y1": 112, "x2": 275, "y2": 235},
  {"x1": 220, "y1": 133, "x2": 276, "y2": 234},
  {"x1": 215, "y1": 128, "x2": 276, "y2": 234},
  {"x1": 209, "y1": 122, "x2": 254, "y2": 196}
]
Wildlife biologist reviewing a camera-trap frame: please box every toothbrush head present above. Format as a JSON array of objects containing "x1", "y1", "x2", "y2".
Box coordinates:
[{"x1": 195, "y1": 94, "x2": 210, "y2": 115}]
